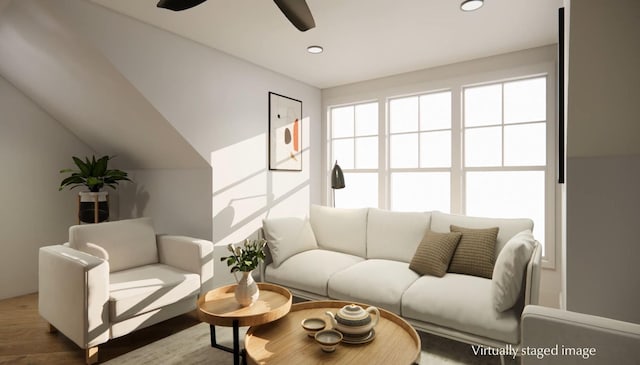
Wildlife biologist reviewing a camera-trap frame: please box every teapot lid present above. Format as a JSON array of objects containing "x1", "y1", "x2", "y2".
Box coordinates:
[{"x1": 336, "y1": 304, "x2": 371, "y2": 326}]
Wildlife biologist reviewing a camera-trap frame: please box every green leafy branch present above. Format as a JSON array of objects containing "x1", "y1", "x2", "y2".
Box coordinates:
[
  {"x1": 220, "y1": 239, "x2": 267, "y2": 273},
  {"x1": 59, "y1": 155, "x2": 132, "y2": 192}
]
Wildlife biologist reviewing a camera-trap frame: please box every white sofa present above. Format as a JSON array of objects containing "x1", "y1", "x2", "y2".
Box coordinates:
[
  {"x1": 521, "y1": 305, "x2": 640, "y2": 364},
  {"x1": 39, "y1": 217, "x2": 214, "y2": 364},
  {"x1": 260, "y1": 205, "x2": 542, "y2": 352}
]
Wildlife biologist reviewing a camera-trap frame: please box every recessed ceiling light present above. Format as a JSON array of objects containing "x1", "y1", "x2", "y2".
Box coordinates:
[
  {"x1": 307, "y1": 45, "x2": 323, "y2": 54},
  {"x1": 461, "y1": 0, "x2": 483, "y2": 11}
]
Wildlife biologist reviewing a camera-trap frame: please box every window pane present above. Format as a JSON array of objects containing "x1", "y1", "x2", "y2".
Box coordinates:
[
  {"x1": 390, "y1": 134, "x2": 418, "y2": 168},
  {"x1": 464, "y1": 84, "x2": 502, "y2": 127},
  {"x1": 335, "y1": 173, "x2": 378, "y2": 208},
  {"x1": 355, "y1": 137, "x2": 378, "y2": 169},
  {"x1": 420, "y1": 131, "x2": 451, "y2": 168},
  {"x1": 390, "y1": 96, "x2": 418, "y2": 133},
  {"x1": 466, "y1": 171, "x2": 545, "y2": 253},
  {"x1": 465, "y1": 126, "x2": 502, "y2": 167},
  {"x1": 420, "y1": 91, "x2": 451, "y2": 131},
  {"x1": 355, "y1": 103, "x2": 378, "y2": 136},
  {"x1": 504, "y1": 123, "x2": 546, "y2": 166},
  {"x1": 332, "y1": 139, "x2": 354, "y2": 169},
  {"x1": 331, "y1": 106, "x2": 354, "y2": 138},
  {"x1": 504, "y1": 77, "x2": 546, "y2": 124},
  {"x1": 391, "y1": 172, "x2": 450, "y2": 212}
]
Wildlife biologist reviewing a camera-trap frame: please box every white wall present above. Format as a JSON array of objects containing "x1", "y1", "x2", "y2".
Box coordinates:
[
  {"x1": 49, "y1": 0, "x2": 322, "y2": 286},
  {"x1": 565, "y1": 0, "x2": 640, "y2": 323},
  {"x1": 323, "y1": 45, "x2": 562, "y2": 308},
  {"x1": 118, "y1": 168, "x2": 212, "y2": 239},
  {"x1": 0, "y1": 75, "x2": 95, "y2": 300}
]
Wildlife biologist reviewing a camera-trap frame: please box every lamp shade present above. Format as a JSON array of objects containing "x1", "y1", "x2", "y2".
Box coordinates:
[{"x1": 331, "y1": 161, "x2": 345, "y2": 189}]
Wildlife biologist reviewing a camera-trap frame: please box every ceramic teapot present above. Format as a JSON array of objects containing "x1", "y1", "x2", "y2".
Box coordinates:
[{"x1": 325, "y1": 304, "x2": 380, "y2": 336}]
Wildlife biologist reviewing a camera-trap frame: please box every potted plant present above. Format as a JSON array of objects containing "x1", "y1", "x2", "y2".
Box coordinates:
[
  {"x1": 59, "y1": 155, "x2": 131, "y2": 223},
  {"x1": 221, "y1": 239, "x2": 267, "y2": 306}
]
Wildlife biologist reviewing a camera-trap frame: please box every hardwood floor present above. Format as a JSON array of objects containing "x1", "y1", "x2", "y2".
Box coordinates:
[{"x1": 0, "y1": 293, "x2": 201, "y2": 365}]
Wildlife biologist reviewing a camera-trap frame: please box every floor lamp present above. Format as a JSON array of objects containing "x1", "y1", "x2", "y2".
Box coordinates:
[{"x1": 331, "y1": 161, "x2": 345, "y2": 207}]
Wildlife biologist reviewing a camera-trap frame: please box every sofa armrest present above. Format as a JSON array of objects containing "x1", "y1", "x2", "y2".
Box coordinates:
[
  {"x1": 524, "y1": 242, "x2": 542, "y2": 306},
  {"x1": 38, "y1": 245, "x2": 110, "y2": 348},
  {"x1": 156, "y1": 235, "x2": 214, "y2": 293},
  {"x1": 521, "y1": 305, "x2": 640, "y2": 364}
]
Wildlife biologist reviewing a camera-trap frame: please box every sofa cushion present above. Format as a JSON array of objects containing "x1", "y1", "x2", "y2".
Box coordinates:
[
  {"x1": 448, "y1": 225, "x2": 499, "y2": 279},
  {"x1": 69, "y1": 217, "x2": 158, "y2": 272},
  {"x1": 310, "y1": 205, "x2": 368, "y2": 257},
  {"x1": 402, "y1": 274, "x2": 521, "y2": 344},
  {"x1": 328, "y1": 260, "x2": 420, "y2": 314},
  {"x1": 430, "y1": 211, "x2": 533, "y2": 255},
  {"x1": 366, "y1": 208, "x2": 431, "y2": 262},
  {"x1": 109, "y1": 263, "x2": 200, "y2": 322},
  {"x1": 265, "y1": 249, "x2": 363, "y2": 296},
  {"x1": 409, "y1": 230, "x2": 462, "y2": 277},
  {"x1": 492, "y1": 230, "x2": 536, "y2": 312},
  {"x1": 262, "y1": 217, "x2": 317, "y2": 268}
]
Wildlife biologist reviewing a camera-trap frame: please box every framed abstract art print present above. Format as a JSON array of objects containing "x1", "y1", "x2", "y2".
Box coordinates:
[{"x1": 269, "y1": 92, "x2": 302, "y2": 171}]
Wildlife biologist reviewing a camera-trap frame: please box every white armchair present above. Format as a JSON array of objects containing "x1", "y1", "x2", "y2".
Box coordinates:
[
  {"x1": 38, "y1": 217, "x2": 213, "y2": 364},
  {"x1": 521, "y1": 305, "x2": 640, "y2": 364}
]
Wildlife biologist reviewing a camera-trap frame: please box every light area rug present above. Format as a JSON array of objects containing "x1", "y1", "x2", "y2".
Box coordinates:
[{"x1": 104, "y1": 323, "x2": 512, "y2": 365}]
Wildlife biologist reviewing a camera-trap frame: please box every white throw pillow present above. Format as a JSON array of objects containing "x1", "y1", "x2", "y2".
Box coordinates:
[
  {"x1": 491, "y1": 230, "x2": 536, "y2": 312},
  {"x1": 262, "y1": 217, "x2": 318, "y2": 267}
]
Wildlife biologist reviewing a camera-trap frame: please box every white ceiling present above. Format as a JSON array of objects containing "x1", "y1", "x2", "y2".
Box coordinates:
[{"x1": 91, "y1": 0, "x2": 562, "y2": 89}]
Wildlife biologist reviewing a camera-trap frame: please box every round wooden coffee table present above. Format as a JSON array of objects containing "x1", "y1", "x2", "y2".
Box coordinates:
[
  {"x1": 197, "y1": 283, "x2": 292, "y2": 365},
  {"x1": 244, "y1": 300, "x2": 421, "y2": 365}
]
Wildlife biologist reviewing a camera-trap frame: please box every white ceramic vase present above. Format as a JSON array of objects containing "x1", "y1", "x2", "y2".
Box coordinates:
[{"x1": 235, "y1": 270, "x2": 259, "y2": 307}]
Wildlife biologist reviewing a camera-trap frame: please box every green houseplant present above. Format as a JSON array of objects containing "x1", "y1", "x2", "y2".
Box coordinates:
[
  {"x1": 220, "y1": 239, "x2": 267, "y2": 306},
  {"x1": 59, "y1": 155, "x2": 131, "y2": 223}
]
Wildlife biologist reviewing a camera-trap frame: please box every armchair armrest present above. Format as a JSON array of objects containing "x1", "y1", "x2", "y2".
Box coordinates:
[
  {"x1": 156, "y1": 235, "x2": 214, "y2": 293},
  {"x1": 38, "y1": 245, "x2": 110, "y2": 349},
  {"x1": 521, "y1": 305, "x2": 640, "y2": 364}
]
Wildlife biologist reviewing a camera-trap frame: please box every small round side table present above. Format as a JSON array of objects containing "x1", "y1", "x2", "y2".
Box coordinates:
[{"x1": 197, "y1": 283, "x2": 292, "y2": 365}]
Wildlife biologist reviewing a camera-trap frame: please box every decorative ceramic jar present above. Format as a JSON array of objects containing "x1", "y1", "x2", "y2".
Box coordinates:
[{"x1": 234, "y1": 270, "x2": 259, "y2": 307}]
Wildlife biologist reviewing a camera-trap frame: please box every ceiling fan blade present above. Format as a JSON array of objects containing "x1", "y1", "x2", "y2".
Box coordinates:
[
  {"x1": 273, "y1": 0, "x2": 316, "y2": 32},
  {"x1": 156, "y1": 0, "x2": 207, "y2": 11}
]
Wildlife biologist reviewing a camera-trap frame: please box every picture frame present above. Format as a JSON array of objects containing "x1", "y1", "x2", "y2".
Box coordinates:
[{"x1": 269, "y1": 92, "x2": 302, "y2": 171}]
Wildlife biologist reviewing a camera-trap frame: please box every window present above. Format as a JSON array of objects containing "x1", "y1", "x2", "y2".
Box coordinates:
[
  {"x1": 329, "y1": 102, "x2": 379, "y2": 208},
  {"x1": 389, "y1": 91, "x2": 452, "y2": 212},
  {"x1": 463, "y1": 77, "x2": 548, "y2": 253},
  {"x1": 326, "y1": 72, "x2": 554, "y2": 263}
]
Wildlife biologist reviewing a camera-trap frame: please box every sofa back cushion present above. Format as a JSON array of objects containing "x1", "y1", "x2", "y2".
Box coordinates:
[
  {"x1": 310, "y1": 205, "x2": 368, "y2": 257},
  {"x1": 69, "y1": 217, "x2": 158, "y2": 272},
  {"x1": 430, "y1": 211, "x2": 533, "y2": 255},
  {"x1": 262, "y1": 217, "x2": 318, "y2": 267},
  {"x1": 367, "y1": 208, "x2": 431, "y2": 262}
]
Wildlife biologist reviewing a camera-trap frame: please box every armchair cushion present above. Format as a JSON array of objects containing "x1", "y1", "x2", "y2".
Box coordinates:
[
  {"x1": 109, "y1": 263, "x2": 200, "y2": 322},
  {"x1": 69, "y1": 217, "x2": 158, "y2": 272}
]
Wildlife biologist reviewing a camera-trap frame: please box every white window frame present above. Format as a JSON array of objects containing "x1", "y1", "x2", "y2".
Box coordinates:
[{"x1": 323, "y1": 60, "x2": 557, "y2": 269}]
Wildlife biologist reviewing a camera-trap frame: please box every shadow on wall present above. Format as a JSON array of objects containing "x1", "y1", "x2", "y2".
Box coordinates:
[
  {"x1": 211, "y1": 119, "x2": 312, "y2": 248},
  {"x1": 119, "y1": 183, "x2": 150, "y2": 218}
]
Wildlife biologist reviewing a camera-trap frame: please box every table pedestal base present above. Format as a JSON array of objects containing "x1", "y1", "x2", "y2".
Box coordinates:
[{"x1": 209, "y1": 322, "x2": 246, "y2": 365}]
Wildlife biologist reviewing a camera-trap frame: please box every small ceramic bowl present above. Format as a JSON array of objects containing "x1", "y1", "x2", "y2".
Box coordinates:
[
  {"x1": 301, "y1": 317, "x2": 326, "y2": 337},
  {"x1": 314, "y1": 329, "x2": 343, "y2": 352}
]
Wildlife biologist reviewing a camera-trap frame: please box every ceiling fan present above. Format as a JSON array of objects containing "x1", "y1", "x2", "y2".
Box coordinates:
[{"x1": 156, "y1": 0, "x2": 316, "y2": 32}]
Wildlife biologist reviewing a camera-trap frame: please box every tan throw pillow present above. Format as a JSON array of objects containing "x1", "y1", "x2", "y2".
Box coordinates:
[
  {"x1": 448, "y1": 225, "x2": 499, "y2": 279},
  {"x1": 409, "y1": 230, "x2": 462, "y2": 277}
]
